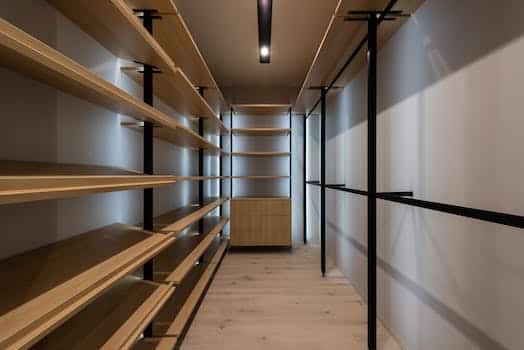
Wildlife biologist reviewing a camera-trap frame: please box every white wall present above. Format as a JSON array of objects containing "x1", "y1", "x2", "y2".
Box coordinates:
[
  {"x1": 0, "y1": 1, "x2": 222, "y2": 258},
  {"x1": 314, "y1": 0, "x2": 524, "y2": 349}
]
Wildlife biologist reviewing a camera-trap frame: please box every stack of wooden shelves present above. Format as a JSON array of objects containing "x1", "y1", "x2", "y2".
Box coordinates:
[
  {"x1": 229, "y1": 104, "x2": 292, "y2": 247},
  {"x1": 0, "y1": 0, "x2": 230, "y2": 348}
]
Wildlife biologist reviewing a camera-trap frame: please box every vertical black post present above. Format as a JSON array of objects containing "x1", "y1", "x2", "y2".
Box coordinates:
[
  {"x1": 140, "y1": 10, "x2": 156, "y2": 282},
  {"x1": 230, "y1": 107, "x2": 233, "y2": 197},
  {"x1": 289, "y1": 108, "x2": 292, "y2": 198},
  {"x1": 219, "y1": 113, "x2": 223, "y2": 218},
  {"x1": 367, "y1": 13, "x2": 378, "y2": 350},
  {"x1": 137, "y1": 9, "x2": 159, "y2": 339},
  {"x1": 303, "y1": 115, "x2": 307, "y2": 244},
  {"x1": 320, "y1": 88, "x2": 326, "y2": 277},
  {"x1": 197, "y1": 88, "x2": 205, "y2": 237}
]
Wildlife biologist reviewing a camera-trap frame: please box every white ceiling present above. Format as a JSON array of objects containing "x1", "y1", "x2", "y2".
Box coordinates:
[{"x1": 174, "y1": 0, "x2": 339, "y2": 98}]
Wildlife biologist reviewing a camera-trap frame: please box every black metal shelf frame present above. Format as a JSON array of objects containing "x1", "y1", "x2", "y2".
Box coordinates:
[
  {"x1": 135, "y1": 7, "x2": 228, "y2": 341},
  {"x1": 301, "y1": 1, "x2": 524, "y2": 349}
]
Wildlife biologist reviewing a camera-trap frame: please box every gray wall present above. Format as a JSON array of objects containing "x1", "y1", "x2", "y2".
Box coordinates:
[
  {"x1": 0, "y1": 1, "x2": 222, "y2": 258},
  {"x1": 311, "y1": 0, "x2": 524, "y2": 349}
]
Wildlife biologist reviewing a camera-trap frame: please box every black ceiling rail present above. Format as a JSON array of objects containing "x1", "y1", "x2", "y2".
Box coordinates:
[{"x1": 305, "y1": 0, "x2": 400, "y2": 119}]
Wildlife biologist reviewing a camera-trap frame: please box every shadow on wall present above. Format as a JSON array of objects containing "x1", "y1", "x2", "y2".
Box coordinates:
[
  {"x1": 319, "y1": 0, "x2": 524, "y2": 349},
  {"x1": 326, "y1": 0, "x2": 524, "y2": 139}
]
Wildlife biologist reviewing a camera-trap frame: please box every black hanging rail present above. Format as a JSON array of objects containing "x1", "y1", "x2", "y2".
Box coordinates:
[
  {"x1": 378, "y1": 193, "x2": 524, "y2": 229},
  {"x1": 326, "y1": 185, "x2": 524, "y2": 230}
]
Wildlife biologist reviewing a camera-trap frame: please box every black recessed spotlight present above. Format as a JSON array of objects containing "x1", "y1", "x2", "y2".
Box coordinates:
[{"x1": 257, "y1": 0, "x2": 272, "y2": 63}]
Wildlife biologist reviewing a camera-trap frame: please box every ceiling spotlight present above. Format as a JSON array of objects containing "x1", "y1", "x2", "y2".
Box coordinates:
[
  {"x1": 257, "y1": 0, "x2": 272, "y2": 63},
  {"x1": 260, "y1": 46, "x2": 269, "y2": 58}
]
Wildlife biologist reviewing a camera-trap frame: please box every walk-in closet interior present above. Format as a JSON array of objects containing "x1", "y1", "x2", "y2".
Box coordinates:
[{"x1": 0, "y1": 0, "x2": 523, "y2": 349}]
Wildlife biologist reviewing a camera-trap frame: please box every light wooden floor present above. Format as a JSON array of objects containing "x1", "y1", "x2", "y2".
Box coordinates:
[{"x1": 181, "y1": 244, "x2": 402, "y2": 350}]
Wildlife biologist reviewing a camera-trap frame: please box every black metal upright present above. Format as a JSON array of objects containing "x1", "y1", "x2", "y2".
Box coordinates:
[
  {"x1": 367, "y1": 13, "x2": 378, "y2": 350},
  {"x1": 219, "y1": 113, "x2": 223, "y2": 218},
  {"x1": 303, "y1": 115, "x2": 307, "y2": 245},
  {"x1": 137, "y1": 9, "x2": 160, "y2": 282},
  {"x1": 197, "y1": 87, "x2": 206, "y2": 236},
  {"x1": 320, "y1": 88, "x2": 327, "y2": 277},
  {"x1": 230, "y1": 107, "x2": 233, "y2": 197},
  {"x1": 289, "y1": 108, "x2": 292, "y2": 198},
  {"x1": 136, "y1": 8, "x2": 161, "y2": 338}
]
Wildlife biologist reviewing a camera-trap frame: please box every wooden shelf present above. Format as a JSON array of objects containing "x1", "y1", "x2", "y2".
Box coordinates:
[
  {"x1": 232, "y1": 196, "x2": 291, "y2": 200},
  {"x1": 294, "y1": 0, "x2": 424, "y2": 113},
  {"x1": 231, "y1": 151, "x2": 291, "y2": 157},
  {"x1": 154, "y1": 217, "x2": 228, "y2": 284},
  {"x1": 125, "y1": 0, "x2": 228, "y2": 110},
  {"x1": 154, "y1": 197, "x2": 227, "y2": 234},
  {"x1": 0, "y1": 160, "x2": 177, "y2": 205},
  {"x1": 209, "y1": 148, "x2": 231, "y2": 157},
  {"x1": 121, "y1": 66, "x2": 228, "y2": 134},
  {"x1": 0, "y1": 223, "x2": 174, "y2": 349},
  {"x1": 153, "y1": 239, "x2": 227, "y2": 337},
  {"x1": 175, "y1": 176, "x2": 229, "y2": 181},
  {"x1": 33, "y1": 276, "x2": 174, "y2": 350},
  {"x1": 121, "y1": 121, "x2": 219, "y2": 150},
  {"x1": 232, "y1": 128, "x2": 291, "y2": 136},
  {"x1": 232, "y1": 104, "x2": 291, "y2": 116},
  {"x1": 0, "y1": 16, "x2": 216, "y2": 150},
  {"x1": 231, "y1": 176, "x2": 289, "y2": 179},
  {"x1": 47, "y1": 0, "x2": 227, "y2": 135}
]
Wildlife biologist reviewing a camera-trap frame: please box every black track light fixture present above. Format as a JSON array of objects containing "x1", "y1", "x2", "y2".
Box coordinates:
[{"x1": 257, "y1": 0, "x2": 272, "y2": 63}]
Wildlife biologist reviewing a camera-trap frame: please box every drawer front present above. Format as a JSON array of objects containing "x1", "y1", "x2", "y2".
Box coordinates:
[{"x1": 231, "y1": 198, "x2": 291, "y2": 246}]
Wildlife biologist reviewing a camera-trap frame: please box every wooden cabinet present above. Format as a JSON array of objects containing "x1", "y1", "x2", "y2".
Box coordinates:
[{"x1": 230, "y1": 197, "x2": 291, "y2": 247}]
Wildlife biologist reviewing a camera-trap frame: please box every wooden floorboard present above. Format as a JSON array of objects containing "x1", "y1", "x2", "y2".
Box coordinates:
[{"x1": 180, "y1": 244, "x2": 402, "y2": 350}]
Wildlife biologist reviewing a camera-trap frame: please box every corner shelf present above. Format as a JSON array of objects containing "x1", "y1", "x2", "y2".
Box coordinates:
[
  {"x1": 154, "y1": 216, "x2": 228, "y2": 284},
  {"x1": 0, "y1": 17, "x2": 216, "y2": 150},
  {"x1": 152, "y1": 239, "x2": 227, "y2": 337},
  {"x1": 33, "y1": 276, "x2": 174, "y2": 350},
  {"x1": 0, "y1": 223, "x2": 174, "y2": 349},
  {"x1": 153, "y1": 197, "x2": 227, "y2": 234},
  {"x1": 231, "y1": 151, "x2": 291, "y2": 157},
  {"x1": 232, "y1": 128, "x2": 291, "y2": 136},
  {"x1": 48, "y1": 0, "x2": 227, "y2": 134},
  {"x1": 0, "y1": 160, "x2": 177, "y2": 205}
]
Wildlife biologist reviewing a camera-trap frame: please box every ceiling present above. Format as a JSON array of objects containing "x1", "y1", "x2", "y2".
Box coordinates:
[{"x1": 174, "y1": 0, "x2": 339, "y2": 102}]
